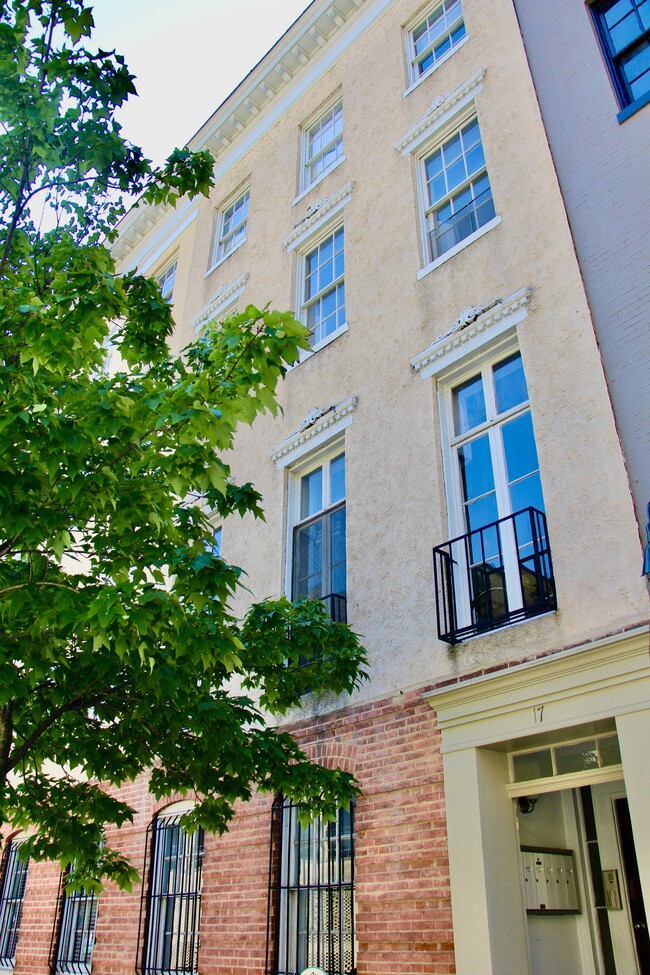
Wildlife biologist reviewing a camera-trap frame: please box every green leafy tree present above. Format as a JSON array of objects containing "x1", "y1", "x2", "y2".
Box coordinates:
[{"x1": 0, "y1": 0, "x2": 366, "y2": 889}]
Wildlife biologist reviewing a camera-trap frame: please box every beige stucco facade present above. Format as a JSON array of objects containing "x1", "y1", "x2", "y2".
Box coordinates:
[
  {"x1": 111, "y1": 2, "x2": 650, "y2": 974},
  {"x1": 115, "y1": 0, "x2": 647, "y2": 706}
]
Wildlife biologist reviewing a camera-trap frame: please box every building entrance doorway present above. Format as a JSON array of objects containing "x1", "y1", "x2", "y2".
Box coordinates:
[
  {"x1": 588, "y1": 782, "x2": 649, "y2": 975},
  {"x1": 517, "y1": 780, "x2": 648, "y2": 975}
]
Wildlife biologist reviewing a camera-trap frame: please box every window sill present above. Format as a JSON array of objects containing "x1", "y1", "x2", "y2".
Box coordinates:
[
  {"x1": 292, "y1": 156, "x2": 347, "y2": 207},
  {"x1": 416, "y1": 215, "x2": 501, "y2": 280},
  {"x1": 403, "y1": 34, "x2": 470, "y2": 98},
  {"x1": 204, "y1": 237, "x2": 247, "y2": 277},
  {"x1": 291, "y1": 322, "x2": 349, "y2": 368},
  {"x1": 617, "y1": 89, "x2": 650, "y2": 123}
]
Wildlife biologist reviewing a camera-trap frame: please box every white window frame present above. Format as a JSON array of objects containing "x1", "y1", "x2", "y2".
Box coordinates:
[
  {"x1": 404, "y1": 0, "x2": 469, "y2": 92},
  {"x1": 300, "y1": 97, "x2": 345, "y2": 196},
  {"x1": 415, "y1": 109, "x2": 497, "y2": 274},
  {"x1": 298, "y1": 223, "x2": 346, "y2": 354},
  {"x1": 156, "y1": 260, "x2": 177, "y2": 302},
  {"x1": 285, "y1": 436, "x2": 346, "y2": 615},
  {"x1": 208, "y1": 186, "x2": 250, "y2": 272},
  {"x1": 437, "y1": 330, "x2": 545, "y2": 632}
]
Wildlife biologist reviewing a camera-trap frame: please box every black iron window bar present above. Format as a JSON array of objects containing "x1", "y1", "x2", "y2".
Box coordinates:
[
  {"x1": 52, "y1": 870, "x2": 98, "y2": 975},
  {"x1": 0, "y1": 840, "x2": 29, "y2": 968},
  {"x1": 432, "y1": 506, "x2": 556, "y2": 644},
  {"x1": 137, "y1": 815, "x2": 204, "y2": 975},
  {"x1": 266, "y1": 797, "x2": 355, "y2": 975}
]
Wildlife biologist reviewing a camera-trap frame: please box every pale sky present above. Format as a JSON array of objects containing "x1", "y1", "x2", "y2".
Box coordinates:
[{"x1": 89, "y1": 0, "x2": 311, "y2": 164}]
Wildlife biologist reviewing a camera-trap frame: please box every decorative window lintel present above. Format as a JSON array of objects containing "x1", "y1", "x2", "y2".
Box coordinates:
[
  {"x1": 410, "y1": 287, "x2": 531, "y2": 379},
  {"x1": 395, "y1": 68, "x2": 486, "y2": 156}
]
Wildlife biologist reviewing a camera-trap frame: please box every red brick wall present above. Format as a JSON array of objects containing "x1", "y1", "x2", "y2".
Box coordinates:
[{"x1": 9, "y1": 686, "x2": 455, "y2": 975}]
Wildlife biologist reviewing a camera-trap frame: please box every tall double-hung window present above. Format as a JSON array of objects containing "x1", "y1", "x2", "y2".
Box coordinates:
[
  {"x1": 212, "y1": 187, "x2": 250, "y2": 266},
  {"x1": 433, "y1": 342, "x2": 555, "y2": 641},
  {"x1": 0, "y1": 838, "x2": 29, "y2": 969},
  {"x1": 269, "y1": 799, "x2": 355, "y2": 975},
  {"x1": 292, "y1": 448, "x2": 346, "y2": 623},
  {"x1": 141, "y1": 809, "x2": 204, "y2": 975},
  {"x1": 592, "y1": 0, "x2": 650, "y2": 117},
  {"x1": 407, "y1": 0, "x2": 466, "y2": 83},
  {"x1": 422, "y1": 116, "x2": 495, "y2": 261},
  {"x1": 302, "y1": 99, "x2": 344, "y2": 191},
  {"x1": 301, "y1": 227, "x2": 346, "y2": 350}
]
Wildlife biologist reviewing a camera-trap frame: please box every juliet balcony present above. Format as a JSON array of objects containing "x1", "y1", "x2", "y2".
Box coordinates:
[{"x1": 432, "y1": 507, "x2": 557, "y2": 644}]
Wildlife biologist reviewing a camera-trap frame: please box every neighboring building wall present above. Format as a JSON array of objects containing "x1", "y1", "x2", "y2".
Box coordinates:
[{"x1": 513, "y1": 0, "x2": 650, "y2": 536}]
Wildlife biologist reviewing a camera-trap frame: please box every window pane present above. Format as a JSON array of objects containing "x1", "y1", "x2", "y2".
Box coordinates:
[
  {"x1": 493, "y1": 353, "x2": 528, "y2": 413},
  {"x1": 555, "y1": 740, "x2": 599, "y2": 775},
  {"x1": 454, "y1": 374, "x2": 486, "y2": 434},
  {"x1": 301, "y1": 467, "x2": 323, "y2": 519},
  {"x1": 512, "y1": 749, "x2": 553, "y2": 782},
  {"x1": 330, "y1": 507, "x2": 347, "y2": 596},
  {"x1": 501, "y1": 412, "x2": 539, "y2": 484},
  {"x1": 599, "y1": 735, "x2": 622, "y2": 766},
  {"x1": 458, "y1": 433, "x2": 496, "y2": 503},
  {"x1": 330, "y1": 453, "x2": 345, "y2": 504},
  {"x1": 294, "y1": 521, "x2": 323, "y2": 599}
]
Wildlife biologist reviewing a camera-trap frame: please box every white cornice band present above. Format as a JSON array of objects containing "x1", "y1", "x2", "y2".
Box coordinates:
[
  {"x1": 271, "y1": 396, "x2": 358, "y2": 467},
  {"x1": 113, "y1": 0, "x2": 379, "y2": 264},
  {"x1": 411, "y1": 287, "x2": 532, "y2": 379},
  {"x1": 395, "y1": 68, "x2": 486, "y2": 156}
]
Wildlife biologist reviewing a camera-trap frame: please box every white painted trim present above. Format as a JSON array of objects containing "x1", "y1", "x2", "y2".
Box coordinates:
[
  {"x1": 402, "y1": 33, "x2": 470, "y2": 98},
  {"x1": 271, "y1": 396, "x2": 358, "y2": 468},
  {"x1": 292, "y1": 154, "x2": 347, "y2": 206},
  {"x1": 283, "y1": 181, "x2": 355, "y2": 252},
  {"x1": 114, "y1": 0, "x2": 392, "y2": 261},
  {"x1": 411, "y1": 286, "x2": 531, "y2": 379},
  {"x1": 506, "y1": 764, "x2": 624, "y2": 799},
  {"x1": 157, "y1": 799, "x2": 196, "y2": 818},
  {"x1": 395, "y1": 68, "x2": 486, "y2": 155},
  {"x1": 294, "y1": 321, "x2": 349, "y2": 365},
  {"x1": 192, "y1": 273, "x2": 249, "y2": 332},
  {"x1": 424, "y1": 625, "x2": 650, "y2": 752},
  {"x1": 416, "y1": 215, "x2": 501, "y2": 280},
  {"x1": 114, "y1": 198, "x2": 199, "y2": 272}
]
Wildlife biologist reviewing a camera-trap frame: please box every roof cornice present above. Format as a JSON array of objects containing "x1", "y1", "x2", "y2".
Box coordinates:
[{"x1": 113, "y1": 0, "x2": 377, "y2": 263}]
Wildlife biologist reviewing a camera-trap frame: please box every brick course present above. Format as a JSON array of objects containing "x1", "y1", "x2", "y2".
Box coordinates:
[{"x1": 9, "y1": 687, "x2": 455, "y2": 975}]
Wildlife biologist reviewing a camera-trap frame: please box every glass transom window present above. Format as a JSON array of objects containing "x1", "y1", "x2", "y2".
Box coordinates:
[
  {"x1": 304, "y1": 100, "x2": 344, "y2": 188},
  {"x1": 423, "y1": 117, "x2": 495, "y2": 260},
  {"x1": 511, "y1": 734, "x2": 622, "y2": 784},
  {"x1": 302, "y1": 227, "x2": 345, "y2": 348},
  {"x1": 409, "y1": 0, "x2": 466, "y2": 81}
]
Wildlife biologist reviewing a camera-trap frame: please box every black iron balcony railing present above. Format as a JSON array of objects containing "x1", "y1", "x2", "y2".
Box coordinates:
[{"x1": 432, "y1": 507, "x2": 556, "y2": 644}]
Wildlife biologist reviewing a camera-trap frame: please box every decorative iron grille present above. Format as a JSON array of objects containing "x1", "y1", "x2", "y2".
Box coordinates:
[
  {"x1": 138, "y1": 815, "x2": 204, "y2": 975},
  {"x1": 54, "y1": 872, "x2": 98, "y2": 974},
  {"x1": 432, "y1": 506, "x2": 556, "y2": 643},
  {"x1": 0, "y1": 840, "x2": 29, "y2": 967},
  {"x1": 267, "y1": 798, "x2": 355, "y2": 975}
]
